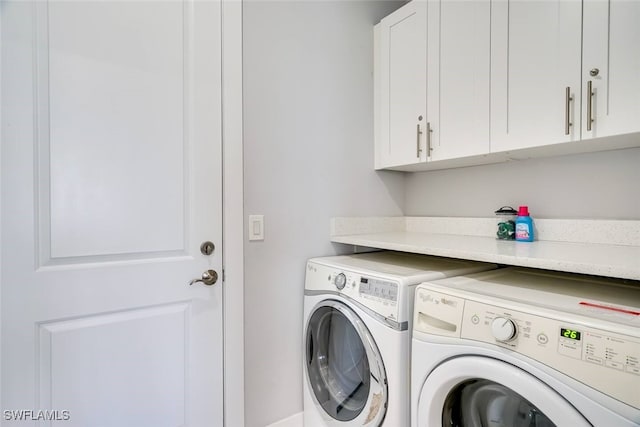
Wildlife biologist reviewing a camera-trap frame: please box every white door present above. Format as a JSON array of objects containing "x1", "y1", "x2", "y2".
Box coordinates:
[
  {"x1": 490, "y1": 0, "x2": 582, "y2": 152},
  {"x1": 427, "y1": 0, "x2": 490, "y2": 161},
  {"x1": 1, "y1": 1, "x2": 224, "y2": 426},
  {"x1": 375, "y1": 0, "x2": 427, "y2": 169},
  {"x1": 582, "y1": 0, "x2": 640, "y2": 139}
]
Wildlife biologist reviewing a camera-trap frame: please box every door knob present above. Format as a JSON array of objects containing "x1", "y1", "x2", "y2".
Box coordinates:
[{"x1": 189, "y1": 269, "x2": 218, "y2": 286}]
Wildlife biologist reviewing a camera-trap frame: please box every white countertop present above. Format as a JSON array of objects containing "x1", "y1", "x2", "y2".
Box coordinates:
[{"x1": 330, "y1": 217, "x2": 640, "y2": 281}]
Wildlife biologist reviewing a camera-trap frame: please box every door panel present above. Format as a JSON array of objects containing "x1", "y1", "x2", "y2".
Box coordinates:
[
  {"x1": 1, "y1": 1, "x2": 223, "y2": 425},
  {"x1": 582, "y1": 0, "x2": 640, "y2": 138},
  {"x1": 47, "y1": 2, "x2": 185, "y2": 258},
  {"x1": 377, "y1": 1, "x2": 427, "y2": 168},
  {"x1": 428, "y1": 0, "x2": 490, "y2": 161},
  {"x1": 39, "y1": 304, "x2": 188, "y2": 425},
  {"x1": 490, "y1": 0, "x2": 582, "y2": 152},
  {"x1": 41, "y1": 1, "x2": 187, "y2": 261}
]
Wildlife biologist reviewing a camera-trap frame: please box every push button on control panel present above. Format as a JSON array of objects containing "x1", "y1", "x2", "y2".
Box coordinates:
[
  {"x1": 626, "y1": 366, "x2": 640, "y2": 376},
  {"x1": 585, "y1": 355, "x2": 603, "y2": 365},
  {"x1": 537, "y1": 333, "x2": 549, "y2": 345},
  {"x1": 606, "y1": 360, "x2": 624, "y2": 371}
]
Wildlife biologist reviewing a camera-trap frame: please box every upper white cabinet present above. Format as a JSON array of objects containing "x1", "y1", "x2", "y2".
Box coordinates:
[
  {"x1": 375, "y1": 1, "x2": 427, "y2": 169},
  {"x1": 581, "y1": 0, "x2": 640, "y2": 139},
  {"x1": 427, "y1": 0, "x2": 491, "y2": 161},
  {"x1": 491, "y1": 0, "x2": 640, "y2": 153},
  {"x1": 375, "y1": 0, "x2": 491, "y2": 169},
  {"x1": 375, "y1": 0, "x2": 640, "y2": 171},
  {"x1": 490, "y1": 0, "x2": 582, "y2": 152}
]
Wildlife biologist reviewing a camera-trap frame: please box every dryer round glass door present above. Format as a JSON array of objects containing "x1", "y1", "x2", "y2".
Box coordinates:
[
  {"x1": 416, "y1": 356, "x2": 591, "y2": 427},
  {"x1": 305, "y1": 300, "x2": 387, "y2": 425}
]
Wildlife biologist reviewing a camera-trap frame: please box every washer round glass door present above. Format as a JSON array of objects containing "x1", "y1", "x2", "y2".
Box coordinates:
[
  {"x1": 443, "y1": 379, "x2": 557, "y2": 426},
  {"x1": 305, "y1": 300, "x2": 387, "y2": 425},
  {"x1": 417, "y1": 356, "x2": 591, "y2": 427}
]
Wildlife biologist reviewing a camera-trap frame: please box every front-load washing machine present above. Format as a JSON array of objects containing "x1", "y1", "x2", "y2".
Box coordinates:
[
  {"x1": 303, "y1": 251, "x2": 496, "y2": 427},
  {"x1": 411, "y1": 267, "x2": 640, "y2": 427}
]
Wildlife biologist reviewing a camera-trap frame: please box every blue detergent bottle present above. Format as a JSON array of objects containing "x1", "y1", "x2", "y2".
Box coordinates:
[{"x1": 515, "y1": 206, "x2": 534, "y2": 242}]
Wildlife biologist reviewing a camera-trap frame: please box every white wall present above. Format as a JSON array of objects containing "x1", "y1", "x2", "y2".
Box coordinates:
[
  {"x1": 405, "y1": 147, "x2": 640, "y2": 219},
  {"x1": 242, "y1": 1, "x2": 405, "y2": 426},
  {"x1": 243, "y1": 3, "x2": 640, "y2": 426}
]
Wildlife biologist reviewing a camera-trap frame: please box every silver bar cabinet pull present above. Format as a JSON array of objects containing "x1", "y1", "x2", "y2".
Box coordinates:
[
  {"x1": 416, "y1": 123, "x2": 423, "y2": 157},
  {"x1": 587, "y1": 80, "x2": 594, "y2": 131},
  {"x1": 426, "y1": 122, "x2": 433, "y2": 156},
  {"x1": 565, "y1": 87, "x2": 573, "y2": 135}
]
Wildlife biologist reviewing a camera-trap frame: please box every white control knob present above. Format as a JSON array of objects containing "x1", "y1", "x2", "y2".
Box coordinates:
[
  {"x1": 491, "y1": 317, "x2": 517, "y2": 342},
  {"x1": 334, "y1": 273, "x2": 347, "y2": 290}
]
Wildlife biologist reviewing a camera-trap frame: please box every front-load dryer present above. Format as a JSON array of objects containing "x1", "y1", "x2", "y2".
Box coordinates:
[
  {"x1": 303, "y1": 251, "x2": 496, "y2": 427},
  {"x1": 411, "y1": 267, "x2": 640, "y2": 427}
]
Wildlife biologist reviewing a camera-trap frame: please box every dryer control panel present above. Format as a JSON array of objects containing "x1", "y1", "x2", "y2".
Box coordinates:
[
  {"x1": 328, "y1": 270, "x2": 402, "y2": 325},
  {"x1": 413, "y1": 285, "x2": 640, "y2": 410},
  {"x1": 359, "y1": 277, "x2": 399, "y2": 302},
  {"x1": 305, "y1": 262, "x2": 407, "y2": 327}
]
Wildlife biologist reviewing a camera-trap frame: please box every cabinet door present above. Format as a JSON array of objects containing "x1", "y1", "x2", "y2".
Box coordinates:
[
  {"x1": 427, "y1": 0, "x2": 490, "y2": 161},
  {"x1": 582, "y1": 0, "x2": 640, "y2": 139},
  {"x1": 375, "y1": 1, "x2": 427, "y2": 169},
  {"x1": 490, "y1": 0, "x2": 582, "y2": 153}
]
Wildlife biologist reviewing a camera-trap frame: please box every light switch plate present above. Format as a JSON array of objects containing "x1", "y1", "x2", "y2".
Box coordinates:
[{"x1": 248, "y1": 215, "x2": 264, "y2": 241}]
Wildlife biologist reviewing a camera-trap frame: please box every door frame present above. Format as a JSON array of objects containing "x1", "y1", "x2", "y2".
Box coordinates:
[
  {"x1": 0, "y1": 1, "x2": 245, "y2": 424},
  {"x1": 221, "y1": 1, "x2": 245, "y2": 426}
]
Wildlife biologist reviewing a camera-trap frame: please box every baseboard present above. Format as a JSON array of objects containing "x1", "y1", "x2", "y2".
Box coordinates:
[{"x1": 265, "y1": 412, "x2": 303, "y2": 427}]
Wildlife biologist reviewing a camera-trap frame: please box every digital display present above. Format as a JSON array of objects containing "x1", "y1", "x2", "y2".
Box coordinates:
[
  {"x1": 560, "y1": 328, "x2": 581, "y2": 341},
  {"x1": 361, "y1": 278, "x2": 368, "y2": 284}
]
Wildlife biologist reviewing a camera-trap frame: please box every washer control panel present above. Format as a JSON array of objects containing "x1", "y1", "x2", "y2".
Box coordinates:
[{"x1": 413, "y1": 286, "x2": 640, "y2": 410}]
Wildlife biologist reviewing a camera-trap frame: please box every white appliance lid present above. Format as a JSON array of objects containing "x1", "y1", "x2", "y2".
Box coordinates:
[
  {"x1": 309, "y1": 251, "x2": 496, "y2": 281},
  {"x1": 427, "y1": 267, "x2": 640, "y2": 328}
]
